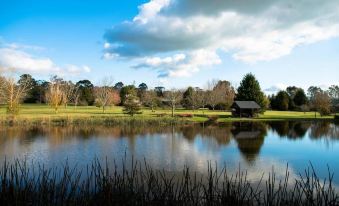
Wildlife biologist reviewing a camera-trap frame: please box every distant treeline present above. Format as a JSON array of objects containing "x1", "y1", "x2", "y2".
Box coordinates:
[{"x1": 0, "y1": 72, "x2": 338, "y2": 116}]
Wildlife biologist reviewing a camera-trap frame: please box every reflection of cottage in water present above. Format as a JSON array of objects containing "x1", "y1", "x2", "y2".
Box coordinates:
[{"x1": 231, "y1": 122, "x2": 267, "y2": 163}]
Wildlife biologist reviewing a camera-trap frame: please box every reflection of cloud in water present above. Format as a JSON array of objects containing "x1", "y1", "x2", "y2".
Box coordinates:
[{"x1": 0, "y1": 121, "x2": 338, "y2": 186}]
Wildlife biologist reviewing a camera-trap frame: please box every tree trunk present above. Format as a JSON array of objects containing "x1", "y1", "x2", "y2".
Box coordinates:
[{"x1": 172, "y1": 104, "x2": 175, "y2": 117}]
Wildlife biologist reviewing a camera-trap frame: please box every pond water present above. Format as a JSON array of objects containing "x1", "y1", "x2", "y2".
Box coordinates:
[{"x1": 0, "y1": 121, "x2": 338, "y2": 183}]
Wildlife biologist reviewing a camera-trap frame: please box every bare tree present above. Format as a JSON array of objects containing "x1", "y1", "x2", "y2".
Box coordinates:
[
  {"x1": 191, "y1": 88, "x2": 205, "y2": 111},
  {"x1": 311, "y1": 91, "x2": 331, "y2": 117},
  {"x1": 214, "y1": 80, "x2": 235, "y2": 109},
  {"x1": 0, "y1": 72, "x2": 32, "y2": 114},
  {"x1": 144, "y1": 90, "x2": 158, "y2": 112},
  {"x1": 206, "y1": 80, "x2": 222, "y2": 110},
  {"x1": 164, "y1": 89, "x2": 183, "y2": 117},
  {"x1": 205, "y1": 80, "x2": 235, "y2": 110},
  {"x1": 46, "y1": 77, "x2": 63, "y2": 113},
  {"x1": 94, "y1": 77, "x2": 117, "y2": 113},
  {"x1": 61, "y1": 81, "x2": 79, "y2": 108}
]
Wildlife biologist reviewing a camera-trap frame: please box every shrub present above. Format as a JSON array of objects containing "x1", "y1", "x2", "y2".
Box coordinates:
[{"x1": 177, "y1": 113, "x2": 193, "y2": 118}]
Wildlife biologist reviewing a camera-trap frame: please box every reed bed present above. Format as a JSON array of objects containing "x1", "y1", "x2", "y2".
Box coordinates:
[{"x1": 0, "y1": 158, "x2": 338, "y2": 206}]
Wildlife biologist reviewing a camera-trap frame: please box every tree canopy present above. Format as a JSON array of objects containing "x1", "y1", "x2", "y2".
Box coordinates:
[{"x1": 236, "y1": 73, "x2": 266, "y2": 110}]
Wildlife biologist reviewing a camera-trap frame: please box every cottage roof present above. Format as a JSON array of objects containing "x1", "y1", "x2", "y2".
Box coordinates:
[{"x1": 232, "y1": 101, "x2": 261, "y2": 109}]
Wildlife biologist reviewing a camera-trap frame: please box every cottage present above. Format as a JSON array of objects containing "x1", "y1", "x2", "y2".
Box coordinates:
[{"x1": 231, "y1": 101, "x2": 261, "y2": 117}]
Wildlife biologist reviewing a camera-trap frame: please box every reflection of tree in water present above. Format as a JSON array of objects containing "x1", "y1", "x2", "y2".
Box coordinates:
[
  {"x1": 310, "y1": 121, "x2": 339, "y2": 140},
  {"x1": 268, "y1": 121, "x2": 311, "y2": 139},
  {"x1": 179, "y1": 123, "x2": 232, "y2": 145},
  {"x1": 201, "y1": 123, "x2": 232, "y2": 145},
  {"x1": 0, "y1": 121, "x2": 337, "y2": 159},
  {"x1": 231, "y1": 122, "x2": 267, "y2": 164}
]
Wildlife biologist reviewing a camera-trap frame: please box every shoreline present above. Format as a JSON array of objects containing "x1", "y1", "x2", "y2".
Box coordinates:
[{"x1": 0, "y1": 114, "x2": 335, "y2": 126}]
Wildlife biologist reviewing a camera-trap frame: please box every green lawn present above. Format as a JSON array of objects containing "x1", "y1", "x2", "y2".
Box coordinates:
[{"x1": 0, "y1": 104, "x2": 334, "y2": 125}]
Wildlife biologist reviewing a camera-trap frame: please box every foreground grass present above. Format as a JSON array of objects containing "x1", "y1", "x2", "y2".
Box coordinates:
[
  {"x1": 0, "y1": 104, "x2": 334, "y2": 125},
  {"x1": 0, "y1": 158, "x2": 338, "y2": 206}
]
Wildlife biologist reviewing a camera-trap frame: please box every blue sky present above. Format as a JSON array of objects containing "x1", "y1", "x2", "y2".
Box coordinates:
[{"x1": 0, "y1": 0, "x2": 338, "y2": 92}]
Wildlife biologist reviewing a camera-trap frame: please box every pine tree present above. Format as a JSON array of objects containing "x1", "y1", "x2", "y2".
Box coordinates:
[{"x1": 237, "y1": 73, "x2": 266, "y2": 110}]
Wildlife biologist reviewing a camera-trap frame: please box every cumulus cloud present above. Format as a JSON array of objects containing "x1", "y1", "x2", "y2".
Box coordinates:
[
  {"x1": 104, "y1": 0, "x2": 339, "y2": 77},
  {"x1": 0, "y1": 44, "x2": 91, "y2": 76},
  {"x1": 133, "y1": 49, "x2": 221, "y2": 77},
  {"x1": 66, "y1": 64, "x2": 91, "y2": 74}
]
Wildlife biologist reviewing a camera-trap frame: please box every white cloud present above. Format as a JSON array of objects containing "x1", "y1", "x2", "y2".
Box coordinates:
[
  {"x1": 104, "y1": 0, "x2": 339, "y2": 77},
  {"x1": 134, "y1": 0, "x2": 170, "y2": 23},
  {"x1": 133, "y1": 49, "x2": 221, "y2": 77},
  {"x1": 0, "y1": 47, "x2": 61, "y2": 73},
  {"x1": 66, "y1": 64, "x2": 91, "y2": 74},
  {"x1": 0, "y1": 44, "x2": 91, "y2": 76}
]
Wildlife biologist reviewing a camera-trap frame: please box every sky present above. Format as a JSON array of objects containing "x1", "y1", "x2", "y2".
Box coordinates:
[{"x1": 0, "y1": 0, "x2": 338, "y2": 92}]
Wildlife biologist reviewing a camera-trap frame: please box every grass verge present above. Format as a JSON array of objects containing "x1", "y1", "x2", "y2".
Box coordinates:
[{"x1": 0, "y1": 104, "x2": 335, "y2": 126}]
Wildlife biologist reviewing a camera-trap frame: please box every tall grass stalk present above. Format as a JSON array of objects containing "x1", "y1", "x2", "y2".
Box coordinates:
[{"x1": 0, "y1": 159, "x2": 338, "y2": 205}]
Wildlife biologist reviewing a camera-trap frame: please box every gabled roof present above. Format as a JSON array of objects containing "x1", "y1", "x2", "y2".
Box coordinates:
[{"x1": 232, "y1": 101, "x2": 261, "y2": 109}]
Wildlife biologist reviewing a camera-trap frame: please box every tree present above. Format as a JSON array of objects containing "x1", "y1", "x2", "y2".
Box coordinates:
[
  {"x1": 206, "y1": 80, "x2": 220, "y2": 110},
  {"x1": 182, "y1": 87, "x2": 194, "y2": 109},
  {"x1": 164, "y1": 89, "x2": 183, "y2": 117},
  {"x1": 311, "y1": 91, "x2": 331, "y2": 116},
  {"x1": 0, "y1": 74, "x2": 32, "y2": 114},
  {"x1": 191, "y1": 87, "x2": 205, "y2": 111},
  {"x1": 137, "y1": 83, "x2": 148, "y2": 104},
  {"x1": 307, "y1": 86, "x2": 322, "y2": 100},
  {"x1": 46, "y1": 77, "x2": 63, "y2": 113},
  {"x1": 120, "y1": 85, "x2": 137, "y2": 105},
  {"x1": 274, "y1": 91, "x2": 290, "y2": 111},
  {"x1": 94, "y1": 77, "x2": 117, "y2": 113},
  {"x1": 328, "y1": 85, "x2": 339, "y2": 100},
  {"x1": 144, "y1": 90, "x2": 158, "y2": 112},
  {"x1": 293, "y1": 89, "x2": 307, "y2": 106},
  {"x1": 114, "y1": 82, "x2": 124, "y2": 91},
  {"x1": 213, "y1": 80, "x2": 235, "y2": 109},
  {"x1": 61, "y1": 81, "x2": 78, "y2": 108},
  {"x1": 75, "y1": 80, "x2": 95, "y2": 105},
  {"x1": 236, "y1": 73, "x2": 266, "y2": 110},
  {"x1": 328, "y1": 85, "x2": 339, "y2": 112},
  {"x1": 286, "y1": 86, "x2": 299, "y2": 99},
  {"x1": 123, "y1": 94, "x2": 141, "y2": 116},
  {"x1": 36, "y1": 80, "x2": 49, "y2": 103},
  {"x1": 18, "y1": 74, "x2": 39, "y2": 103},
  {"x1": 154, "y1": 86, "x2": 165, "y2": 97}
]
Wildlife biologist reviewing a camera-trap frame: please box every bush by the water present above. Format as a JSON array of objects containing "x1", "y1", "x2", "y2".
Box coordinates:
[{"x1": 0, "y1": 159, "x2": 338, "y2": 206}]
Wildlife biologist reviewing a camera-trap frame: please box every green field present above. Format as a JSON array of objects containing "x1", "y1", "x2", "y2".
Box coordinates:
[{"x1": 0, "y1": 104, "x2": 334, "y2": 125}]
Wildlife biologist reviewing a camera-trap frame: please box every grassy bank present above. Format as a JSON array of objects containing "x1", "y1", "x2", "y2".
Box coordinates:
[
  {"x1": 0, "y1": 104, "x2": 334, "y2": 125},
  {"x1": 0, "y1": 158, "x2": 338, "y2": 205}
]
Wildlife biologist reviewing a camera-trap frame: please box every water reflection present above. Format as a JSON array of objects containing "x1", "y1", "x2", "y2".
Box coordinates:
[
  {"x1": 0, "y1": 121, "x2": 338, "y2": 161},
  {"x1": 0, "y1": 121, "x2": 338, "y2": 183},
  {"x1": 231, "y1": 122, "x2": 267, "y2": 163}
]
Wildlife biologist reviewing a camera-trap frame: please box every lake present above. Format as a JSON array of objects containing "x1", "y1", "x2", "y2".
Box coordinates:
[{"x1": 0, "y1": 120, "x2": 338, "y2": 184}]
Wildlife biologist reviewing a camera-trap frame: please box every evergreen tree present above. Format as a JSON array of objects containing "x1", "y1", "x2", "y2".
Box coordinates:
[
  {"x1": 123, "y1": 94, "x2": 141, "y2": 116},
  {"x1": 294, "y1": 89, "x2": 308, "y2": 106},
  {"x1": 236, "y1": 73, "x2": 266, "y2": 110},
  {"x1": 120, "y1": 85, "x2": 137, "y2": 105},
  {"x1": 275, "y1": 91, "x2": 290, "y2": 111},
  {"x1": 182, "y1": 87, "x2": 194, "y2": 109}
]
